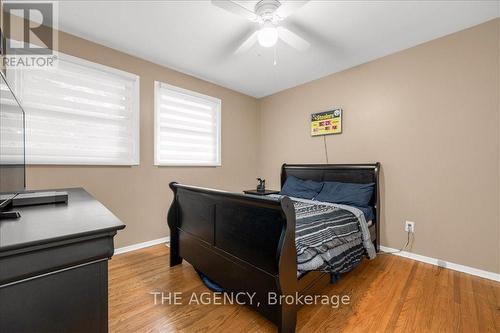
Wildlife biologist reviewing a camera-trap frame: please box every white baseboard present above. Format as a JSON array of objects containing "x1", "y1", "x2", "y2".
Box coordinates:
[
  {"x1": 115, "y1": 237, "x2": 170, "y2": 255},
  {"x1": 114, "y1": 238, "x2": 499, "y2": 282},
  {"x1": 379, "y1": 245, "x2": 500, "y2": 282}
]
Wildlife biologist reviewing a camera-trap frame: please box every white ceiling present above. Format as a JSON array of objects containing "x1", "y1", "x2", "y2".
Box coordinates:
[{"x1": 57, "y1": 1, "x2": 499, "y2": 98}]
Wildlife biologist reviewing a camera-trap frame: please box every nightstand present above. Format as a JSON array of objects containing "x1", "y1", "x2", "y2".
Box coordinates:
[{"x1": 243, "y1": 189, "x2": 280, "y2": 195}]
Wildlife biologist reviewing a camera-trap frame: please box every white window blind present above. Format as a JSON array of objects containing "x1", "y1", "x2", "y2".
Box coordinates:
[
  {"x1": 12, "y1": 53, "x2": 140, "y2": 165},
  {"x1": 154, "y1": 82, "x2": 221, "y2": 166}
]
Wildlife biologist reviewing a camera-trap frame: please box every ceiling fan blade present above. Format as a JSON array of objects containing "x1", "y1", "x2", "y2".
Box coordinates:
[
  {"x1": 277, "y1": 26, "x2": 310, "y2": 51},
  {"x1": 211, "y1": 0, "x2": 258, "y2": 21},
  {"x1": 276, "y1": 0, "x2": 309, "y2": 19},
  {"x1": 234, "y1": 30, "x2": 258, "y2": 54}
]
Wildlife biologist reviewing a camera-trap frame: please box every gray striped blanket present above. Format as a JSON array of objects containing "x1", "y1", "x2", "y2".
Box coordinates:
[{"x1": 268, "y1": 195, "x2": 376, "y2": 276}]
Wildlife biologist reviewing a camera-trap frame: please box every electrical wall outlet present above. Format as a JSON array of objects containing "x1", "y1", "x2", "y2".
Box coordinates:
[{"x1": 405, "y1": 221, "x2": 415, "y2": 233}]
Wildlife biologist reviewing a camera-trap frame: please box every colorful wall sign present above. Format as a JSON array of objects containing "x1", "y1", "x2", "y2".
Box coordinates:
[{"x1": 311, "y1": 108, "x2": 342, "y2": 136}]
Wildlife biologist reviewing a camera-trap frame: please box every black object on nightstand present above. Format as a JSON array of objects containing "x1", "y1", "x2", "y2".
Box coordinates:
[{"x1": 243, "y1": 189, "x2": 280, "y2": 195}]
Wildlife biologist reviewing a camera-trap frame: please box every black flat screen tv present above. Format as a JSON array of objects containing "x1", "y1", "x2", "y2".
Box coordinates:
[{"x1": 0, "y1": 71, "x2": 25, "y2": 213}]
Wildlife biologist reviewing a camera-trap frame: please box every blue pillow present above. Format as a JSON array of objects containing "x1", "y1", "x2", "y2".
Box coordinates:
[
  {"x1": 315, "y1": 181, "x2": 375, "y2": 207},
  {"x1": 280, "y1": 176, "x2": 323, "y2": 200},
  {"x1": 353, "y1": 205, "x2": 375, "y2": 221}
]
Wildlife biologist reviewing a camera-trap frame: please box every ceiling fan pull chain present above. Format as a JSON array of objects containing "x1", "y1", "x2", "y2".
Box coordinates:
[{"x1": 273, "y1": 45, "x2": 277, "y2": 66}]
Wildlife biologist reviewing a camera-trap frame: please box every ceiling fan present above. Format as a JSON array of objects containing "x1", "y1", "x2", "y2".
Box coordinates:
[{"x1": 211, "y1": 0, "x2": 310, "y2": 54}]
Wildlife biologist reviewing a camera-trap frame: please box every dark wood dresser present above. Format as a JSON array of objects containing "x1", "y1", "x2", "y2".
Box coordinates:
[{"x1": 0, "y1": 188, "x2": 125, "y2": 333}]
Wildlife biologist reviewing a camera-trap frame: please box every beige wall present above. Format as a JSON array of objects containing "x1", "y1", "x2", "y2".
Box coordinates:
[
  {"x1": 259, "y1": 19, "x2": 500, "y2": 273},
  {"x1": 23, "y1": 18, "x2": 499, "y2": 273},
  {"x1": 498, "y1": 18, "x2": 500, "y2": 275},
  {"x1": 26, "y1": 31, "x2": 260, "y2": 248}
]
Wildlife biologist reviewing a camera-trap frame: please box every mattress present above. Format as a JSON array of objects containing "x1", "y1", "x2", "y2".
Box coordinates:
[{"x1": 269, "y1": 195, "x2": 376, "y2": 276}]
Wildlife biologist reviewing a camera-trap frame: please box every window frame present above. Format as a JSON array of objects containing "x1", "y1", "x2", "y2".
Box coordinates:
[
  {"x1": 11, "y1": 50, "x2": 141, "y2": 166},
  {"x1": 154, "y1": 81, "x2": 222, "y2": 167}
]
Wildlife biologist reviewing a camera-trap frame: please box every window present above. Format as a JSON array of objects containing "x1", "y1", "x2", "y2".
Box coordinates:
[
  {"x1": 12, "y1": 52, "x2": 140, "y2": 165},
  {"x1": 154, "y1": 82, "x2": 221, "y2": 166}
]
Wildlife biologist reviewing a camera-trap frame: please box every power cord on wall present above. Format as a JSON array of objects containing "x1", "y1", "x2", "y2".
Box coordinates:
[
  {"x1": 378, "y1": 230, "x2": 414, "y2": 255},
  {"x1": 323, "y1": 135, "x2": 329, "y2": 164}
]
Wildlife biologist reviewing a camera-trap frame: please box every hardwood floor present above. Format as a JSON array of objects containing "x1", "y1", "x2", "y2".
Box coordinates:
[{"x1": 109, "y1": 244, "x2": 499, "y2": 332}]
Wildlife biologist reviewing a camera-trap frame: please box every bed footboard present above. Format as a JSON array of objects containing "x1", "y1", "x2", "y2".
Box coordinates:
[{"x1": 168, "y1": 182, "x2": 297, "y2": 333}]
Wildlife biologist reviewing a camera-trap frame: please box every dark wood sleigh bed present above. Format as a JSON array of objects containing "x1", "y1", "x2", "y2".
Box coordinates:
[{"x1": 167, "y1": 163, "x2": 380, "y2": 333}]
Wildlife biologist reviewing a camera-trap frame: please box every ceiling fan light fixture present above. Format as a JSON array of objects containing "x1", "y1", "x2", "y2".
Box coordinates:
[{"x1": 258, "y1": 22, "x2": 278, "y2": 48}]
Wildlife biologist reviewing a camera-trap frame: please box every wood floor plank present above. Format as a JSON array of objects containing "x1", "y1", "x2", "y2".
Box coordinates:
[{"x1": 108, "y1": 245, "x2": 500, "y2": 333}]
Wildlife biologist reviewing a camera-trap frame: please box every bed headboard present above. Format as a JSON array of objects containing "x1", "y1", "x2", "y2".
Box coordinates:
[{"x1": 280, "y1": 163, "x2": 381, "y2": 251}]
